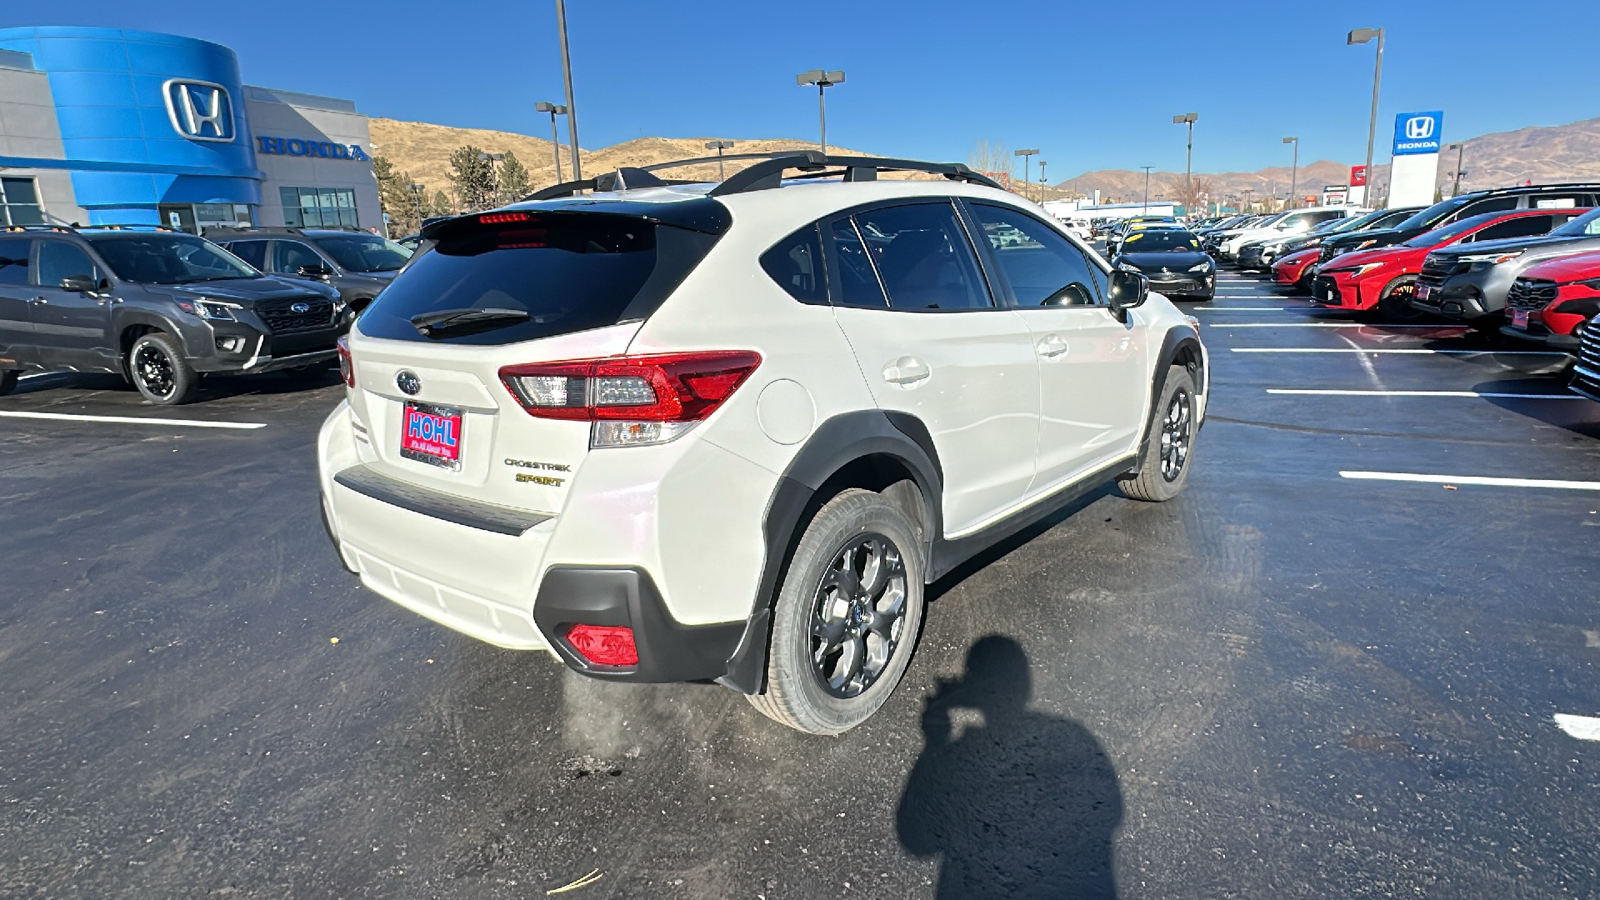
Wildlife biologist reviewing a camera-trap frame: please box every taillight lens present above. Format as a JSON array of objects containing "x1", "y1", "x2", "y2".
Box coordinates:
[
  {"x1": 500, "y1": 351, "x2": 761, "y2": 447},
  {"x1": 565, "y1": 624, "x2": 639, "y2": 667},
  {"x1": 336, "y1": 337, "x2": 354, "y2": 388}
]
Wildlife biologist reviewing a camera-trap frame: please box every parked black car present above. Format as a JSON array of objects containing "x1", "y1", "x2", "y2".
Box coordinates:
[
  {"x1": 1570, "y1": 314, "x2": 1600, "y2": 403},
  {"x1": 206, "y1": 226, "x2": 411, "y2": 312},
  {"x1": 1111, "y1": 228, "x2": 1215, "y2": 300},
  {"x1": 1411, "y1": 207, "x2": 1600, "y2": 325},
  {"x1": 1315, "y1": 183, "x2": 1600, "y2": 267},
  {"x1": 0, "y1": 225, "x2": 349, "y2": 404}
]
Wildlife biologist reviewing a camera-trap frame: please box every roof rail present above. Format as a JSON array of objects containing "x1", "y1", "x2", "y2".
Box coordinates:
[
  {"x1": 522, "y1": 150, "x2": 1004, "y2": 202},
  {"x1": 76, "y1": 224, "x2": 179, "y2": 232},
  {"x1": 3, "y1": 224, "x2": 76, "y2": 234}
]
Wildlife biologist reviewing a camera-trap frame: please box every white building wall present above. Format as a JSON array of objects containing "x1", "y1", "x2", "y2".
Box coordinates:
[
  {"x1": 245, "y1": 87, "x2": 381, "y2": 232},
  {"x1": 0, "y1": 58, "x2": 88, "y2": 226}
]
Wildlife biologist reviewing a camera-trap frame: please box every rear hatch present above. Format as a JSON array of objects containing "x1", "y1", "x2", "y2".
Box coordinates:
[{"x1": 341, "y1": 205, "x2": 728, "y2": 517}]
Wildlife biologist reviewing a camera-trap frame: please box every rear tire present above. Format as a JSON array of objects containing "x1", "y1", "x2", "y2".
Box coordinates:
[
  {"x1": 747, "y1": 488, "x2": 926, "y2": 735},
  {"x1": 1119, "y1": 366, "x2": 1199, "y2": 503},
  {"x1": 0, "y1": 369, "x2": 17, "y2": 396},
  {"x1": 1373, "y1": 277, "x2": 1423, "y2": 320},
  {"x1": 128, "y1": 332, "x2": 198, "y2": 406}
]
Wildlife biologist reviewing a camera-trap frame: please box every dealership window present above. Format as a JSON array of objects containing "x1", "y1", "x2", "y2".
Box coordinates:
[
  {"x1": 280, "y1": 186, "x2": 358, "y2": 228},
  {"x1": 0, "y1": 177, "x2": 46, "y2": 226}
]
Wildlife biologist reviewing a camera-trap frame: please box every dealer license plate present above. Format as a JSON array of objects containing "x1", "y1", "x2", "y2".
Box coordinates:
[
  {"x1": 1415, "y1": 283, "x2": 1431, "y2": 301},
  {"x1": 1510, "y1": 309, "x2": 1529, "y2": 329},
  {"x1": 400, "y1": 402, "x2": 464, "y2": 470}
]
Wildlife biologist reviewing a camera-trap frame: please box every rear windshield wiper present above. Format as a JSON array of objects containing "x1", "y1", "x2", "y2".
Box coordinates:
[{"x1": 410, "y1": 307, "x2": 530, "y2": 338}]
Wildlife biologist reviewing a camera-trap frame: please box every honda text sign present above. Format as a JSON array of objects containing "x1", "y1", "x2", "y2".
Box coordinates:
[
  {"x1": 162, "y1": 79, "x2": 235, "y2": 143},
  {"x1": 1392, "y1": 110, "x2": 1444, "y2": 156}
]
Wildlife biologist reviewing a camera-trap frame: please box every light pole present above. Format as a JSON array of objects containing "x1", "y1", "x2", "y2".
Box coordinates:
[
  {"x1": 1242, "y1": 187, "x2": 1254, "y2": 213},
  {"x1": 1038, "y1": 160, "x2": 1047, "y2": 196},
  {"x1": 408, "y1": 182, "x2": 425, "y2": 227},
  {"x1": 535, "y1": 101, "x2": 568, "y2": 182},
  {"x1": 1014, "y1": 149, "x2": 1039, "y2": 202},
  {"x1": 1172, "y1": 112, "x2": 1197, "y2": 213},
  {"x1": 477, "y1": 152, "x2": 504, "y2": 207},
  {"x1": 1282, "y1": 136, "x2": 1300, "y2": 208},
  {"x1": 1348, "y1": 26, "x2": 1385, "y2": 207},
  {"x1": 1140, "y1": 165, "x2": 1154, "y2": 214},
  {"x1": 705, "y1": 140, "x2": 735, "y2": 180},
  {"x1": 797, "y1": 70, "x2": 845, "y2": 153},
  {"x1": 554, "y1": 0, "x2": 582, "y2": 182},
  {"x1": 1447, "y1": 142, "x2": 1466, "y2": 196}
]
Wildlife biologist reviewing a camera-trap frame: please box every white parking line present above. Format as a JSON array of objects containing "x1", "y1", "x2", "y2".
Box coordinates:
[
  {"x1": 1555, "y1": 714, "x2": 1600, "y2": 741},
  {"x1": 1270, "y1": 389, "x2": 1581, "y2": 399},
  {"x1": 1232, "y1": 348, "x2": 1566, "y2": 355},
  {"x1": 0, "y1": 410, "x2": 267, "y2": 430},
  {"x1": 1339, "y1": 471, "x2": 1600, "y2": 491},
  {"x1": 1210, "y1": 323, "x2": 1465, "y2": 328}
]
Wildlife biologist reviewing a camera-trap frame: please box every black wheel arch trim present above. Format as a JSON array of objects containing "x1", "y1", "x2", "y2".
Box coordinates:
[{"x1": 1131, "y1": 325, "x2": 1204, "y2": 477}]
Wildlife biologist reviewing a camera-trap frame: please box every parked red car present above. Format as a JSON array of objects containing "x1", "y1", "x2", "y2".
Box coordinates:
[
  {"x1": 1311, "y1": 209, "x2": 1590, "y2": 319},
  {"x1": 1500, "y1": 250, "x2": 1600, "y2": 350},
  {"x1": 1271, "y1": 247, "x2": 1322, "y2": 292}
]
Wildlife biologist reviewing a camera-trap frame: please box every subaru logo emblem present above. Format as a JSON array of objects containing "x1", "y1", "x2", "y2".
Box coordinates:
[
  {"x1": 290, "y1": 302, "x2": 311, "y2": 314},
  {"x1": 1404, "y1": 116, "x2": 1435, "y2": 140},
  {"x1": 162, "y1": 79, "x2": 234, "y2": 143},
  {"x1": 396, "y1": 370, "x2": 422, "y2": 396}
]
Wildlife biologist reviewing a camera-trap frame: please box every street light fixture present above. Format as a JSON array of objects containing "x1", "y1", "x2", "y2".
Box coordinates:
[
  {"x1": 408, "y1": 182, "x2": 425, "y2": 224},
  {"x1": 1282, "y1": 136, "x2": 1300, "y2": 208},
  {"x1": 1241, "y1": 187, "x2": 1255, "y2": 213},
  {"x1": 555, "y1": 0, "x2": 582, "y2": 182},
  {"x1": 705, "y1": 140, "x2": 735, "y2": 180},
  {"x1": 796, "y1": 69, "x2": 845, "y2": 153},
  {"x1": 1172, "y1": 112, "x2": 1197, "y2": 213},
  {"x1": 1038, "y1": 160, "x2": 1047, "y2": 197},
  {"x1": 1348, "y1": 26, "x2": 1385, "y2": 207},
  {"x1": 1014, "y1": 149, "x2": 1039, "y2": 203},
  {"x1": 1447, "y1": 142, "x2": 1466, "y2": 196},
  {"x1": 535, "y1": 101, "x2": 568, "y2": 182},
  {"x1": 1140, "y1": 165, "x2": 1154, "y2": 214}
]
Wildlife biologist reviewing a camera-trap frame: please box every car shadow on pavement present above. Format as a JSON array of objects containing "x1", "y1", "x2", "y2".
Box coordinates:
[{"x1": 897, "y1": 635, "x2": 1122, "y2": 899}]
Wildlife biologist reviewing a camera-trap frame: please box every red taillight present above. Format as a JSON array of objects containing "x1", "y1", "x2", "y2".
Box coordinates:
[
  {"x1": 336, "y1": 337, "x2": 354, "y2": 387},
  {"x1": 499, "y1": 351, "x2": 762, "y2": 422},
  {"x1": 478, "y1": 211, "x2": 530, "y2": 225},
  {"x1": 565, "y1": 624, "x2": 639, "y2": 667}
]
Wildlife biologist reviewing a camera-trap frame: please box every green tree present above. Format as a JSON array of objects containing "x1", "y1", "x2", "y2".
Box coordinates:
[
  {"x1": 448, "y1": 145, "x2": 497, "y2": 211},
  {"x1": 428, "y1": 190, "x2": 453, "y2": 218},
  {"x1": 372, "y1": 154, "x2": 423, "y2": 235},
  {"x1": 498, "y1": 150, "x2": 530, "y2": 202}
]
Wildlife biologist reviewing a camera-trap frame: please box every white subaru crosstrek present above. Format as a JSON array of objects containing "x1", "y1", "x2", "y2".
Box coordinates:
[{"x1": 317, "y1": 152, "x2": 1208, "y2": 734}]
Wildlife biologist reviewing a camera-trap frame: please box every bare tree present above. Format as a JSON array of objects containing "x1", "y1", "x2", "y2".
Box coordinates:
[{"x1": 966, "y1": 140, "x2": 1012, "y2": 190}]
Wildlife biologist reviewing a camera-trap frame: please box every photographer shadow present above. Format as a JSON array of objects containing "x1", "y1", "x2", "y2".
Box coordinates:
[{"x1": 897, "y1": 635, "x2": 1122, "y2": 899}]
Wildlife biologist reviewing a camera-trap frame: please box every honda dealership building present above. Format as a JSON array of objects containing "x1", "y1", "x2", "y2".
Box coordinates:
[{"x1": 0, "y1": 26, "x2": 381, "y2": 233}]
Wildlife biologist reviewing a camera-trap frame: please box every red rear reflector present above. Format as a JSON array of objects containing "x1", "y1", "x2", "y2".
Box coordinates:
[
  {"x1": 500, "y1": 351, "x2": 762, "y2": 422},
  {"x1": 565, "y1": 624, "x2": 639, "y2": 667},
  {"x1": 336, "y1": 336, "x2": 354, "y2": 387},
  {"x1": 478, "y1": 212, "x2": 531, "y2": 225}
]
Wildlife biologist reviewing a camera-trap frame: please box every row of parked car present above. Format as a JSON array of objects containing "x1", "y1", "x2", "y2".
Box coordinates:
[{"x1": 1180, "y1": 181, "x2": 1600, "y2": 404}]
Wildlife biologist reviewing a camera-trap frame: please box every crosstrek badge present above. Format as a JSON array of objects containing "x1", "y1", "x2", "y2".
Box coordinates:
[{"x1": 401, "y1": 403, "x2": 463, "y2": 466}]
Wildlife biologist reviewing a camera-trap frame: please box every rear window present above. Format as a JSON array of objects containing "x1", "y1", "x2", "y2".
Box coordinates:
[{"x1": 358, "y1": 215, "x2": 720, "y2": 345}]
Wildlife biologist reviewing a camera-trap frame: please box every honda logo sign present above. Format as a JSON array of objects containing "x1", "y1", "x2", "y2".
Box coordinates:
[
  {"x1": 163, "y1": 79, "x2": 235, "y2": 143},
  {"x1": 1391, "y1": 110, "x2": 1443, "y2": 156}
]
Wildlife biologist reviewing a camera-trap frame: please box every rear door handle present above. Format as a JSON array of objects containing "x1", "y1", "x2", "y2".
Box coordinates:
[
  {"x1": 29, "y1": 296, "x2": 48, "y2": 305},
  {"x1": 882, "y1": 356, "x2": 931, "y2": 385},
  {"x1": 1037, "y1": 334, "x2": 1069, "y2": 358}
]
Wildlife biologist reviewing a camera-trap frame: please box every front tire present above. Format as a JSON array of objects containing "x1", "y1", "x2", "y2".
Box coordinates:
[
  {"x1": 1119, "y1": 366, "x2": 1199, "y2": 503},
  {"x1": 1372, "y1": 276, "x2": 1423, "y2": 320},
  {"x1": 128, "y1": 333, "x2": 198, "y2": 405},
  {"x1": 747, "y1": 489, "x2": 926, "y2": 735}
]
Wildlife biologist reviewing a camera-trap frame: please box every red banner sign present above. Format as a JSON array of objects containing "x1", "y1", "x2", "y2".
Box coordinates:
[{"x1": 1350, "y1": 165, "x2": 1369, "y2": 187}]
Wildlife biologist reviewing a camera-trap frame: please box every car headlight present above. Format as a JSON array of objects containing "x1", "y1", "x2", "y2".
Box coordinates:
[
  {"x1": 194, "y1": 299, "x2": 240, "y2": 321},
  {"x1": 1351, "y1": 262, "x2": 1387, "y2": 277},
  {"x1": 1188, "y1": 261, "x2": 1213, "y2": 273},
  {"x1": 1458, "y1": 250, "x2": 1524, "y2": 265}
]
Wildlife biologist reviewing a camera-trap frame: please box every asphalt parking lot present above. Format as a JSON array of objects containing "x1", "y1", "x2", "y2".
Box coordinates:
[{"x1": 2, "y1": 268, "x2": 1598, "y2": 899}]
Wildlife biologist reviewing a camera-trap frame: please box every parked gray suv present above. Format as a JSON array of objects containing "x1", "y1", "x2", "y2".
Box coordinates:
[
  {"x1": 1412, "y1": 207, "x2": 1600, "y2": 324},
  {"x1": 207, "y1": 226, "x2": 411, "y2": 312},
  {"x1": 0, "y1": 225, "x2": 349, "y2": 405}
]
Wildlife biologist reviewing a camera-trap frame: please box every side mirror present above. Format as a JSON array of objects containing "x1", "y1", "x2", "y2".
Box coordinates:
[
  {"x1": 1107, "y1": 269, "x2": 1148, "y2": 320},
  {"x1": 59, "y1": 274, "x2": 97, "y2": 293},
  {"x1": 297, "y1": 263, "x2": 333, "y2": 279}
]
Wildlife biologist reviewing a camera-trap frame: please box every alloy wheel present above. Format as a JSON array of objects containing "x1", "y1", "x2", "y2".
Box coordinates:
[
  {"x1": 809, "y1": 533, "x2": 909, "y2": 698},
  {"x1": 1159, "y1": 388, "x2": 1192, "y2": 482},
  {"x1": 134, "y1": 345, "x2": 176, "y2": 400}
]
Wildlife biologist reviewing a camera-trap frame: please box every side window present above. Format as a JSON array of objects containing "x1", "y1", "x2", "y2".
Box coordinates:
[
  {"x1": 759, "y1": 225, "x2": 827, "y2": 305},
  {"x1": 35, "y1": 240, "x2": 96, "y2": 287},
  {"x1": 850, "y1": 203, "x2": 992, "y2": 311},
  {"x1": 1474, "y1": 216, "x2": 1555, "y2": 242},
  {"x1": 272, "y1": 240, "x2": 324, "y2": 274},
  {"x1": 827, "y1": 217, "x2": 889, "y2": 309},
  {"x1": 1455, "y1": 197, "x2": 1517, "y2": 221},
  {"x1": 0, "y1": 238, "x2": 31, "y2": 286},
  {"x1": 227, "y1": 240, "x2": 269, "y2": 270},
  {"x1": 968, "y1": 202, "x2": 1103, "y2": 307}
]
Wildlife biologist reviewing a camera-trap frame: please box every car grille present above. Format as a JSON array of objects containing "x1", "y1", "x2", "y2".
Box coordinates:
[
  {"x1": 1571, "y1": 317, "x2": 1600, "y2": 400},
  {"x1": 1506, "y1": 278, "x2": 1559, "y2": 311},
  {"x1": 1420, "y1": 255, "x2": 1460, "y2": 281},
  {"x1": 257, "y1": 296, "x2": 336, "y2": 332}
]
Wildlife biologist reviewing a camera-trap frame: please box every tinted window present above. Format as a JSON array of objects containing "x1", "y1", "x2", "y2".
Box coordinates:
[
  {"x1": 851, "y1": 203, "x2": 990, "y2": 311},
  {"x1": 1473, "y1": 216, "x2": 1558, "y2": 242},
  {"x1": 83, "y1": 235, "x2": 257, "y2": 284},
  {"x1": 828, "y1": 218, "x2": 890, "y2": 309},
  {"x1": 359, "y1": 217, "x2": 719, "y2": 346},
  {"x1": 272, "y1": 241, "x2": 324, "y2": 274},
  {"x1": 1403, "y1": 213, "x2": 1510, "y2": 248},
  {"x1": 1552, "y1": 208, "x2": 1600, "y2": 237},
  {"x1": 0, "y1": 238, "x2": 31, "y2": 286},
  {"x1": 1455, "y1": 197, "x2": 1518, "y2": 221},
  {"x1": 316, "y1": 235, "x2": 411, "y2": 273},
  {"x1": 1119, "y1": 230, "x2": 1202, "y2": 252},
  {"x1": 970, "y1": 202, "x2": 1103, "y2": 307},
  {"x1": 35, "y1": 241, "x2": 96, "y2": 287},
  {"x1": 227, "y1": 240, "x2": 269, "y2": 269},
  {"x1": 760, "y1": 224, "x2": 827, "y2": 305}
]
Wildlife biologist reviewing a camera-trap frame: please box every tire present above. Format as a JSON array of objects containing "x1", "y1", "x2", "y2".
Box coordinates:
[
  {"x1": 747, "y1": 488, "x2": 926, "y2": 735},
  {"x1": 128, "y1": 332, "x2": 198, "y2": 405},
  {"x1": 0, "y1": 369, "x2": 17, "y2": 396},
  {"x1": 1118, "y1": 365, "x2": 1199, "y2": 503},
  {"x1": 1372, "y1": 277, "x2": 1423, "y2": 320}
]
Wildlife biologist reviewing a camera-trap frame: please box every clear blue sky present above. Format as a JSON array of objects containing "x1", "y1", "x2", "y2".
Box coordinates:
[{"x1": 5, "y1": 0, "x2": 1598, "y2": 180}]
